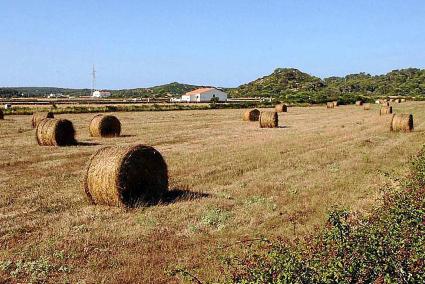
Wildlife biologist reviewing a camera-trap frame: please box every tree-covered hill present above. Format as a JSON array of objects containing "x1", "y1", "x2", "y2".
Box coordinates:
[
  {"x1": 111, "y1": 82, "x2": 209, "y2": 97},
  {"x1": 0, "y1": 82, "x2": 207, "y2": 98},
  {"x1": 229, "y1": 68, "x2": 324, "y2": 97},
  {"x1": 0, "y1": 87, "x2": 92, "y2": 98},
  {"x1": 229, "y1": 67, "x2": 425, "y2": 103},
  {"x1": 2, "y1": 68, "x2": 425, "y2": 102}
]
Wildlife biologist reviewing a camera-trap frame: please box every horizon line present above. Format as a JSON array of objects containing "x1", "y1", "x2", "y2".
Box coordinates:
[{"x1": 1, "y1": 66, "x2": 423, "y2": 90}]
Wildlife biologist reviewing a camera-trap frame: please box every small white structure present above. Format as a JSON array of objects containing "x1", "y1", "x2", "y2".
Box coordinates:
[
  {"x1": 181, "y1": 88, "x2": 227, "y2": 102},
  {"x1": 47, "y1": 93, "x2": 66, "y2": 98},
  {"x1": 170, "y1": 98, "x2": 181, "y2": 103},
  {"x1": 92, "y1": 90, "x2": 111, "y2": 98}
]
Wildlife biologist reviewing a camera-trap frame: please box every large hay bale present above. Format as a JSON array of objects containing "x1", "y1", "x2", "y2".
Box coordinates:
[
  {"x1": 243, "y1": 109, "x2": 260, "y2": 121},
  {"x1": 32, "y1": 112, "x2": 54, "y2": 128},
  {"x1": 326, "y1": 102, "x2": 335, "y2": 108},
  {"x1": 333, "y1": 101, "x2": 339, "y2": 107},
  {"x1": 401, "y1": 98, "x2": 406, "y2": 102},
  {"x1": 89, "y1": 114, "x2": 121, "y2": 137},
  {"x1": 275, "y1": 104, "x2": 287, "y2": 112},
  {"x1": 0, "y1": 109, "x2": 3, "y2": 120},
  {"x1": 355, "y1": 101, "x2": 363, "y2": 106},
  {"x1": 259, "y1": 111, "x2": 278, "y2": 128},
  {"x1": 36, "y1": 118, "x2": 76, "y2": 146},
  {"x1": 391, "y1": 114, "x2": 413, "y2": 132},
  {"x1": 363, "y1": 103, "x2": 371, "y2": 110},
  {"x1": 83, "y1": 144, "x2": 168, "y2": 207},
  {"x1": 394, "y1": 98, "x2": 401, "y2": 103},
  {"x1": 380, "y1": 106, "x2": 393, "y2": 115}
]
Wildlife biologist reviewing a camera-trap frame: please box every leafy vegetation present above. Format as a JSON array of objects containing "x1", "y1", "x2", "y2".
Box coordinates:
[
  {"x1": 3, "y1": 101, "x2": 273, "y2": 116},
  {"x1": 226, "y1": 147, "x2": 425, "y2": 283},
  {"x1": 3, "y1": 68, "x2": 425, "y2": 103},
  {"x1": 229, "y1": 68, "x2": 425, "y2": 104},
  {"x1": 0, "y1": 88, "x2": 20, "y2": 98},
  {"x1": 0, "y1": 82, "x2": 208, "y2": 98},
  {"x1": 0, "y1": 87, "x2": 91, "y2": 97},
  {"x1": 111, "y1": 82, "x2": 210, "y2": 97}
]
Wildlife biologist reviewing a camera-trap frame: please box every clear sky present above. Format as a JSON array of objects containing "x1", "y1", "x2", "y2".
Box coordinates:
[{"x1": 1, "y1": 0, "x2": 424, "y2": 89}]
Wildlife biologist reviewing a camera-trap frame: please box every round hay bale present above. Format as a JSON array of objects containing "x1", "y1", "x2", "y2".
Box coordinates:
[
  {"x1": 390, "y1": 114, "x2": 413, "y2": 132},
  {"x1": 380, "y1": 106, "x2": 393, "y2": 115},
  {"x1": 363, "y1": 103, "x2": 371, "y2": 110},
  {"x1": 0, "y1": 109, "x2": 4, "y2": 120},
  {"x1": 326, "y1": 102, "x2": 335, "y2": 108},
  {"x1": 36, "y1": 118, "x2": 76, "y2": 146},
  {"x1": 401, "y1": 98, "x2": 406, "y2": 102},
  {"x1": 89, "y1": 114, "x2": 121, "y2": 137},
  {"x1": 259, "y1": 111, "x2": 278, "y2": 128},
  {"x1": 333, "y1": 101, "x2": 339, "y2": 107},
  {"x1": 83, "y1": 144, "x2": 168, "y2": 207},
  {"x1": 275, "y1": 104, "x2": 287, "y2": 112},
  {"x1": 32, "y1": 112, "x2": 54, "y2": 128},
  {"x1": 243, "y1": 109, "x2": 260, "y2": 121},
  {"x1": 355, "y1": 101, "x2": 363, "y2": 106}
]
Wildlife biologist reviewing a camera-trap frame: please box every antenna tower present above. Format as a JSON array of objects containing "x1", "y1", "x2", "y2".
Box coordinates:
[{"x1": 91, "y1": 64, "x2": 96, "y2": 96}]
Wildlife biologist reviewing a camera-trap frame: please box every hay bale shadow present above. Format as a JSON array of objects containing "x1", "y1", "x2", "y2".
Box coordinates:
[
  {"x1": 76, "y1": 141, "x2": 100, "y2": 146},
  {"x1": 120, "y1": 134, "x2": 136, "y2": 137},
  {"x1": 162, "y1": 188, "x2": 210, "y2": 204}
]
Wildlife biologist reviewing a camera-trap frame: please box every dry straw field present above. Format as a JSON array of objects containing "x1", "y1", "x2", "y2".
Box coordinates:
[{"x1": 1, "y1": 102, "x2": 424, "y2": 283}]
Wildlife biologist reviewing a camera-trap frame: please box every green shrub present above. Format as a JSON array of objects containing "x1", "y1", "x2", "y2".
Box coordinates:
[{"x1": 228, "y1": 147, "x2": 425, "y2": 283}]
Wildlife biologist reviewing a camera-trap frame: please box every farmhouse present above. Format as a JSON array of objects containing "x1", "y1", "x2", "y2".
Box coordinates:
[
  {"x1": 92, "y1": 90, "x2": 112, "y2": 98},
  {"x1": 181, "y1": 88, "x2": 227, "y2": 102}
]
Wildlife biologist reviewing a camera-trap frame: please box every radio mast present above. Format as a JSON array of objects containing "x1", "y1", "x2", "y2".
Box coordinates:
[{"x1": 91, "y1": 64, "x2": 96, "y2": 96}]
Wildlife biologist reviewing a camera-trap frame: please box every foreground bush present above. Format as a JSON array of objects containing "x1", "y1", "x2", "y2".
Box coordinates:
[{"x1": 228, "y1": 149, "x2": 425, "y2": 283}]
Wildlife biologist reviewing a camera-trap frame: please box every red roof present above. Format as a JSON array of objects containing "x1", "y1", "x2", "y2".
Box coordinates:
[{"x1": 185, "y1": 88, "x2": 214, "y2": 95}]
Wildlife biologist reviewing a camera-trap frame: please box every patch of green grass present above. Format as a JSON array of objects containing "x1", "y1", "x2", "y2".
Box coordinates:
[
  {"x1": 1, "y1": 252, "x2": 73, "y2": 282},
  {"x1": 200, "y1": 207, "x2": 232, "y2": 230},
  {"x1": 136, "y1": 211, "x2": 158, "y2": 228},
  {"x1": 2, "y1": 257, "x2": 52, "y2": 282}
]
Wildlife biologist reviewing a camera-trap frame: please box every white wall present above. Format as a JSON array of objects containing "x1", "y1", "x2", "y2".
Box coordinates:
[
  {"x1": 181, "y1": 89, "x2": 228, "y2": 102},
  {"x1": 92, "y1": 91, "x2": 111, "y2": 98},
  {"x1": 197, "y1": 89, "x2": 227, "y2": 102}
]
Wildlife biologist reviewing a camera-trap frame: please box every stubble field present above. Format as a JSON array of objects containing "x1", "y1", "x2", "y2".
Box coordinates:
[{"x1": 1, "y1": 102, "x2": 424, "y2": 283}]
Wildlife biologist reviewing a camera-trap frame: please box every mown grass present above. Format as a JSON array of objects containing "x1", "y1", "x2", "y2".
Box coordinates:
[{"x1": 1, "y1": 102, "x2": 424, "y2": 283}]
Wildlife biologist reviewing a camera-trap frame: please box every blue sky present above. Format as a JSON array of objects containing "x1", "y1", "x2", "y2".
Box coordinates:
[{"x1": 1, "y1": 0, "x2": 424, "y2": 89}]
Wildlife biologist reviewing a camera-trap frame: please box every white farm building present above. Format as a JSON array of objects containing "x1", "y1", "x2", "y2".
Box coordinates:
[
  {"x1": 92, "y1": 90, "x2": 111, "y2": 98},
  {"x1": 181, "y1": 88, "x2": 227, "y2": 102}
]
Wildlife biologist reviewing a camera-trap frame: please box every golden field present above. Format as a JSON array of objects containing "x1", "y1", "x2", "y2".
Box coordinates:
[{"x1": 1, "y1": 102, "x2": 424, "y2": 283}]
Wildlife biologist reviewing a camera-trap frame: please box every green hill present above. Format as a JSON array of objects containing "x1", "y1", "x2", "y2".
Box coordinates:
[
  {"x1": 229, "y1": 68, "x2": 324, "y2": 97},
  {"x1": 112, "y1": 82, "x2": 209, "y2": 97},
  {"x1": 229, "y1": 67, "x2": 425, "y2": 103},
  {"x1": 0, "y1": 87, "x2": 91, "y2": 98},
  {"x1": 2, "y1": 68, "x2": 425, "y2": 102},
  {"x1": 0, "y1": 82, "x2": 206, "y2": 98}
]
